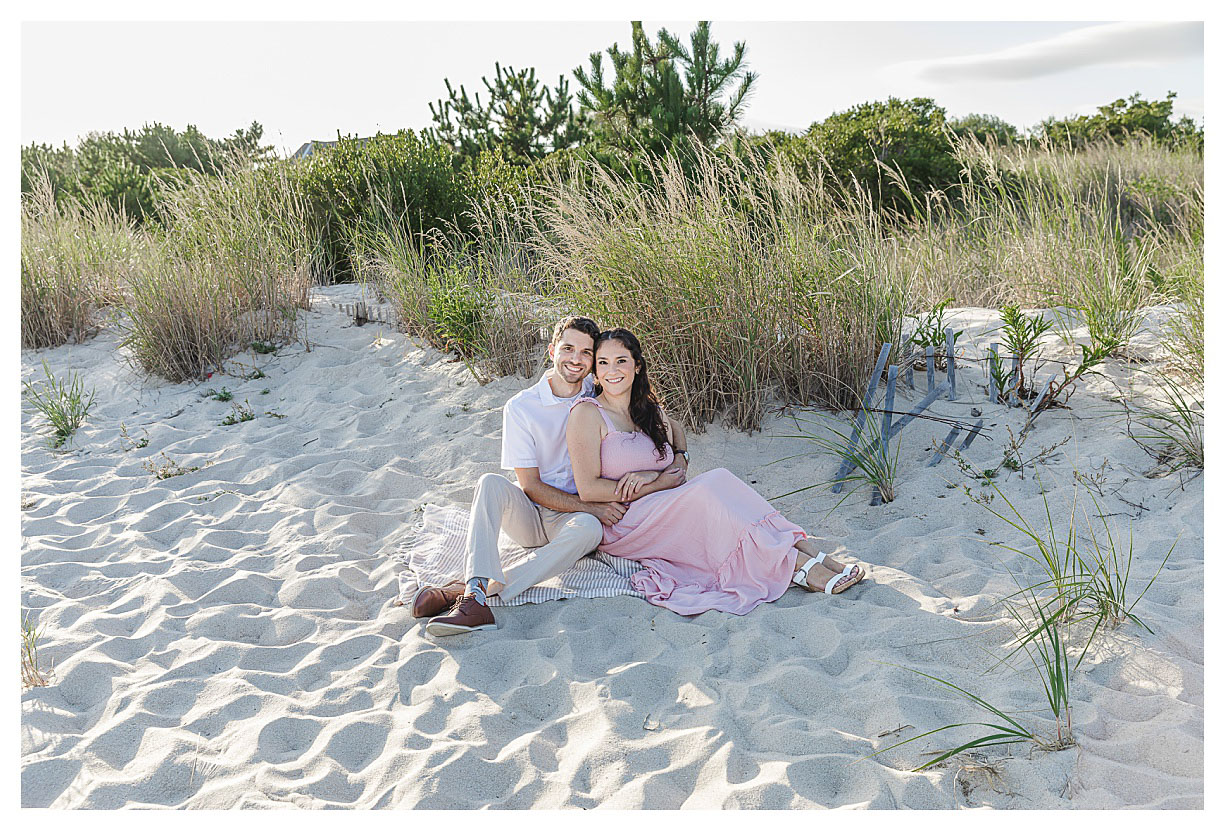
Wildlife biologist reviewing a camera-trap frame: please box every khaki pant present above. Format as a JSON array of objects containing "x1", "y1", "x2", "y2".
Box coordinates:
[{"x1": 466, "y1": 473, "x2": 604, "y2": 601}]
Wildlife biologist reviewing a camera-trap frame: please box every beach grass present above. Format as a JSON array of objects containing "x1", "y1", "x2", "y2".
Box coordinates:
[
  {"x1": 121, "y1": 159, "x2": 319, "y2": 382},
  {"x1": 350, "y1": 211, "x2": 547, "y2": 382},
  {"x1": 21, "y1": 613, "x2": 52, "y2": 689},
  {"x1": 21, "y1": 172, "x2": 146, "y2": 349},
  {"x1": 526, "y1": 144, "x2": 908, "y2": 430},
  {"x1": 22, "y1": 362, "x2": 97, "y2": 449},
  {"x1": 773, "y1": 406, "x2": 901, "y2": 504}
]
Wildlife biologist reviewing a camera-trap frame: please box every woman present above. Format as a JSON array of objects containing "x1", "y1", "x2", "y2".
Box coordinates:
[{"x1": 566, "y1": 328, "x2": 865, "y2": 616}]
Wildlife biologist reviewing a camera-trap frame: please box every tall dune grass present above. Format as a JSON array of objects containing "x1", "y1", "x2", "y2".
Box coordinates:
[
  {"x1": 526, "y1": 146, "x2": 908, "y2": 430},
  {"x1": 122, "y1": 161, "x2": 320, "y2": 381},
  {"x1": 903, "y1": 135, "x2": 1200, "y2": 349},
  {"x1": 21, "y1": 173, "x2": 147, "y2": 348},
  {"x1": 350, "y1": 207, "x2": 550, "y2": 382}
]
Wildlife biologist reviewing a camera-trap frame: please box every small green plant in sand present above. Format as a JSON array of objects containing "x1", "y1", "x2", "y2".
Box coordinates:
[
  {"x1": 118, "y1": 422, "x2": 149, "y2": 451},
  {"x1": 143, "y1": 453, "x2": 201, "y2": 480},
  {"x1": 867, "y1": 467, "x2": 1173, "y2": 770},
  {"x1": 206, "y1": 387, "x2": 233, "y2": 402},
  {"x1": 774, "y1": 406, "x2": 901, "y2": 504},
  {"x1": 22, "y1": 362, "x2": 97, "y2": 448},
  {"x1": 22, "y1": 613, "x2": 53, "y2": 689},
  {"x1": 264, "y1": 410, "x2": 287, "y2": 419},
  {"x1": 995, "y1": 305, "x2": 1053, "y2": 400},
  {"x1": 220, "y1": 401, "x2": 255, "y2": 426},
  {"x1": 1127, "y1": 376, "x2": 1203, "y2": 475},
  {"x1": 909, "y1": 299, "x2": 962, "y2": 370},
  {"x1": 260, "y1": 388, "x2": 270, "y2": 395},
  {"x1": 251, "y1": 340, "x2": 277, "y2": 354}
]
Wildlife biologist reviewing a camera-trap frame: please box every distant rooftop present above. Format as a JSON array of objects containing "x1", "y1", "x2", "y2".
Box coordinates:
[{"x1": 290, "y1": 137, "x2": 375, "y2": 160}]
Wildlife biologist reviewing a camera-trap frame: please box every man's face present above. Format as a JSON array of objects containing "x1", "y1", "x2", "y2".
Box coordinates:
[{"x1": 548, "y1": 328, "x2": 595, "y2": 383}]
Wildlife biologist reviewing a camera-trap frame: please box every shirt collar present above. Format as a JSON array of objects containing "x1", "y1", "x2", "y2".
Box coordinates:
[{"x1": 536, "y1": 371, "x2": 592, "y2": 406}]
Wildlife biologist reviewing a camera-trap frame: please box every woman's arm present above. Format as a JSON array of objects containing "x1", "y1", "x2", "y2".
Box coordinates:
[{"x1": 567, "y1": 403, "x2": 629, "y2": 503}]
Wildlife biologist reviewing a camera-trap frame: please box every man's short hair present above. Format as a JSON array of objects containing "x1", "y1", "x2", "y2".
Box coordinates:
[{"x1": 551, "y1": 316, "x2": 600, "y2": 347}]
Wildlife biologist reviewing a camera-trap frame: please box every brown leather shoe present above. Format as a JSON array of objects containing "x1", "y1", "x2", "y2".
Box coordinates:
[
  {"x1": 426, "y1": 594, "x2": 496, "y2": 636},
  {"x1": 410, "y1": 580, "x2": 466, "y2": 619}
]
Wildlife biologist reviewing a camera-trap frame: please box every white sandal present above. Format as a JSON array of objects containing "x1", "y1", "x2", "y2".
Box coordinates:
[{"x1": 793, "y1": 551, "x2": 864, "y2": 595}]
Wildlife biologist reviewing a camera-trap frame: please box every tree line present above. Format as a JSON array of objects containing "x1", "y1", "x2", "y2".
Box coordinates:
[{"x1": 21, "y1": 22, "x2": 1203, "y2": 274}]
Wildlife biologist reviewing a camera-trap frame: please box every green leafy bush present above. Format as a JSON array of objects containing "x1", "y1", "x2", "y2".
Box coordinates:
[{"x1": 800, "y1": 97, "x2": 961, "y2": 213}]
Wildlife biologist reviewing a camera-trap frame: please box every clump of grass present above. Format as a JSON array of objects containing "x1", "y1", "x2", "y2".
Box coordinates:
[
  {"x1": 20, "y1": 171, "x2": 147, "y2": 348},
  {"x1": 143, "y1": 453, "x2": 200, "y2": 480},
  {"x1": 774, "y1": 405, "x2": 901, "y2": 504},
  {"x1": 121, "y1": 159, "x2": 319, "y2": 382},
  {"x1": 21, "y1": 613, "x2": 53, "y2": 689},
  {"x1": 862, "y1": 668, "x2": 1039, "y2": 771},
  {"x1": 351, "y1": 214, "x2": 546, "y2": 381},
  {"x1": 1128, "y1": 377, "x2": 1203, "y2": 473},
  {"x1": 872, "y1": 467, "x2": 1176, "y2": 770},
  {"x1": 206, "y1": 386, "x2": 233, "y2": 402},
  {"x1": 22, "y1": 362, "x2": 97, "y2": 448},
  {"x1": 1075, "y1": 489, "x2": 1176, "y2": 633},
  {"x1": 1126, "y1": 264, "x2": 1204, "y2": 472},
  {"x1": 528, "y1": 143, "x2": 906, "y2": 430},
  {"x1": 250, "y1": 341, "x2": 277, "y2": 354},
  {"x1": 220, "y1": 401, "x2": 255, "y2": 426}
]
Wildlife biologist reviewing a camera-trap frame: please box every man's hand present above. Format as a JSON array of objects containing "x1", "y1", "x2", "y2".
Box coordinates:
[
  {"x1": 584, "y1": 500, "x2": 628, "y2": 526},
  {"x1": 615, "y1": 470, "x2": 661, "y2": 501},
  {"x1": 656, "y1": 466, "x2": 687, "y2": 490}
]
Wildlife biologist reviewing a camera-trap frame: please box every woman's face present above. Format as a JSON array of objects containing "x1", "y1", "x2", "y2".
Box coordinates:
[{"x1": 595, "y1": 339, "x2": 637, "y2": 394}]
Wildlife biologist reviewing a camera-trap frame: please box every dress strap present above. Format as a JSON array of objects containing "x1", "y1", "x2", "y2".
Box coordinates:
[{"x1": 570, "y1": 397, "x2": 617, "y2": 432}]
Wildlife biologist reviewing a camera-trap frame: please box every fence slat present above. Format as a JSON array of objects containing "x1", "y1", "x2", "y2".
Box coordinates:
[
  {"x1": 988, "y1": 343, "x2": 999, "y2": 402},
  {"x1": 832, "y1": 343, "x2": 891, "y2": 493},
  {"x1": 945, "y1": 328, "x2": 956, "y2": 401},
  {"x1": 928, "y1": 425, "x2": 963, "y2": 466}
]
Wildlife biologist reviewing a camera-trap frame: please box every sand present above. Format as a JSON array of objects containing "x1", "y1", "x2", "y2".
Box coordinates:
[{"x1": 20, "y1": 285, "x2": 1203, "y2": 808}]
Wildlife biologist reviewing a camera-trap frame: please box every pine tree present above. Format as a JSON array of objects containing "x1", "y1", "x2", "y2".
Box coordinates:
[
  {"x1": 573, "y1": 21, "x2": 756, "y2": 160},
  {"x1": 427, "y1": 63, "x2": 587, "y2": 163}
]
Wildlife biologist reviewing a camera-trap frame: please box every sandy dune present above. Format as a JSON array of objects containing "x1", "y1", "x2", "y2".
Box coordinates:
[{"x1": 20, "y1": 286, "x2": 1202, "y2": 808}]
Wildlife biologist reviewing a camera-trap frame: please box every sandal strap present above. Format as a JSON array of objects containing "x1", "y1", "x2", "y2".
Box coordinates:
[
  {"x1": 826, "y1": 564, "x2": 856, "y2": 595},
  {"x1": 792, "y1": 557, "x2": 815, "y2": 587}
]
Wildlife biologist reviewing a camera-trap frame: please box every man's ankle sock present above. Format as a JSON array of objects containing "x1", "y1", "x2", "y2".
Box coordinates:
[{"x1": 466, "y1": 577, "x2": 488, "y2": 605}]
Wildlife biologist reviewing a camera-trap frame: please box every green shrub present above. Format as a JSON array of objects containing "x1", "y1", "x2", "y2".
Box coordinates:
[
  {"x1": 426, "y1": 261, "x2": 489, "y2": 359},
  {"x1": 293, "y1": 130, "x2": 528, "y2": 281},
  {"x1": 800, "y1": 97, "x2": 961, "y2": 213}
]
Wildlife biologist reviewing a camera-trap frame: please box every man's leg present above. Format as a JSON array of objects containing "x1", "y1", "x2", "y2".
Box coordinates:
[
  {"x1": 494, "y1": 508, "x2": 604, "y2": 602},
  {"x1": 465, "y1": 472, "x2": 549, "y2": 592},
  {"x1": 427, "y1": 473, "x2": 549, "y2": 635}
]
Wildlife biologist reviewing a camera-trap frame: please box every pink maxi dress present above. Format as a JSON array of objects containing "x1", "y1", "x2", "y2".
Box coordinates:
[{"x1": 572, "y1": 399, "x2": 806, "y2": 616}]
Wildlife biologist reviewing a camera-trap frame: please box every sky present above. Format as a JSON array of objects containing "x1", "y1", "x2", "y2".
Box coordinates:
[{"x1": 20, "y1": 18, "x2": 1204, "y2": 157}]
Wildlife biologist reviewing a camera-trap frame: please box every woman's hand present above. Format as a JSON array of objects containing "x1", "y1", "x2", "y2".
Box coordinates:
[{"x1": 615, "y1": 470, "x2": 661, "y2": 501}]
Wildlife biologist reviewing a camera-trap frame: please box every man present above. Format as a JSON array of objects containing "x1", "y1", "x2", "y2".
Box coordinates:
[{"x1": 414, "y1": 316, "x2": 627, "y2": 635}]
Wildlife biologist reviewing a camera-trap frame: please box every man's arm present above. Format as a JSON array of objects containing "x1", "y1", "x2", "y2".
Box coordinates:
[{"x1": 513, "y1": 467, "x2": 626, "y2": 526}]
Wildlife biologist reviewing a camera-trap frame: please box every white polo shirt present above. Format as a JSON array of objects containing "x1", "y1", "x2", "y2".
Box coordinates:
[{"x1": 500, "y1": 371, "x2": 595, "y2": 494}]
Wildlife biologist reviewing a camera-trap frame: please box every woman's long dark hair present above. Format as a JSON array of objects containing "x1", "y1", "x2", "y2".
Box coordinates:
[{"x1": 594, "y1": 328, "x2": 670, "y2": 459}]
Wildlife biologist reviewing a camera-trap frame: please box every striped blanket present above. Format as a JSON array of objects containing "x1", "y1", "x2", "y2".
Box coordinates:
[{"x1": 393, "y1": 503, "x2": 646, "y2": 607}]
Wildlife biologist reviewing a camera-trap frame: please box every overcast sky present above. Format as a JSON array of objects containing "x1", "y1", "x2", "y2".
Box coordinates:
[{"x1": 20, "y1": 19, "x2": 1205, "y2": 157}]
